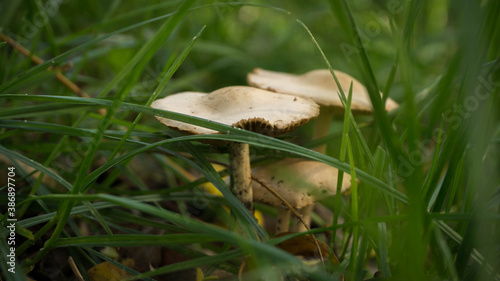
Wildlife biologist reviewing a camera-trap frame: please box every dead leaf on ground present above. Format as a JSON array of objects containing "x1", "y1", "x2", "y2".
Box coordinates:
[{"x1": 276, "y1": 232, "x2": 339, "y2": 264}]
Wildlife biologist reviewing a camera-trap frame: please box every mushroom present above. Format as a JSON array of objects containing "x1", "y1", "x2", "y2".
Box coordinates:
[
  {"x1": 250, "y1": 158, "x2": 351, "y2": 234},
  {"x1": 248, "y1": 68, "x2": 398, "y2": 229},
  {"x1": 151, "y1": 86, "x2": 319, "y2": 211},
  {"x1": 248, "y1": 68, "x2": 399, "y2": 153}
]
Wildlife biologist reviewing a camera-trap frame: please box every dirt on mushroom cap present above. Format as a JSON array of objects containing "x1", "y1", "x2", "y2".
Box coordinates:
[
  {"x1": 251, "y1": 158, "x2": 352, "y2": 209},
  {"x1": 151, "y1": 86, "x2": 320, "y2": 136},
  {"x1": 248, "y1": 68, "x2": 399, "y2": 114}
]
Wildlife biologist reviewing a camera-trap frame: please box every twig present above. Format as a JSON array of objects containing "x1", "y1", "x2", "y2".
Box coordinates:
[
  {"x1": 251, "y1": 175, "x2": 326, "y2": 265},
  {"x1": 68, "y1": 256, "x2": 85, "y2": 281},
  {"x1": 0, "y1": 32, "x2": 106, "y2": 115}
]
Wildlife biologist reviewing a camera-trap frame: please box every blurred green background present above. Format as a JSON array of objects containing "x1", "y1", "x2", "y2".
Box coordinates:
[
  {"x1": 1, "y1": 1, "x2": 499, "y2": 281},
  {"x1": 0, "y1": 0, "x2": 456, "y2": 101}
]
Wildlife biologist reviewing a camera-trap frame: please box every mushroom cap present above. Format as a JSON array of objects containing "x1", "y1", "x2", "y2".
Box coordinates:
[
  {"x1": 151, "y1": 86, "x2": 319, "y2": 138},
  {"x1": 251, "y1": 158, "x2": 352, "y2": 209},
  {"x1": 247, "y1": 68, "x2": 399, "y2": 114}
]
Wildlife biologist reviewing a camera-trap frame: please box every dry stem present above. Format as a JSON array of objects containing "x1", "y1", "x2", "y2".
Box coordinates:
[
  {"x1": 251, "y1": 175, "x2": 325, "y2": 264},
  {"x1": 0, "y1": 32, "x2": 106, "y2": 115}
]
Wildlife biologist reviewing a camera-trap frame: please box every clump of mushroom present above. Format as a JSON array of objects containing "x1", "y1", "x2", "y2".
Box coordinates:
[
  {"x1": 248, "y1": 68, "x2": 398, "y2": 229},
  {"x1": 151, "y1": 86, "x2": 319, "y2": 211},
  {"x1": 250, "y1": 158, "x2": 351, "y2": 234}
]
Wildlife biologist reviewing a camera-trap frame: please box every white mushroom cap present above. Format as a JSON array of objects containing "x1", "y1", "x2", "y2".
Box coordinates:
[
  {"x1": 248, "y1": 68, "x2": 399, "y2": 114},
  {"x1": 151, "y1": 86, "x2": 319, "y2": 137},
  {"x1": 251, "y1": 158, "x2": 352, "y2": 209}
]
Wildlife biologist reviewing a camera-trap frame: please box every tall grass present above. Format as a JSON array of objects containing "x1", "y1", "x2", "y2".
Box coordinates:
[{"x1": 1, "y1": 1, "x2": 499, "y2": 280}]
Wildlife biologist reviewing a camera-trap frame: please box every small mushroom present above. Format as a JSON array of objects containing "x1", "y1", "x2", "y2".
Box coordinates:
[
  {"x1": 248, "y1": 68, "x2": 399, "y2": 153},
  {"x1": 151, "y1": 86, "x2": 319, "y2": 211},
  {"x1": 251, "y1": 158, "x2": 351, "y2": 234}
]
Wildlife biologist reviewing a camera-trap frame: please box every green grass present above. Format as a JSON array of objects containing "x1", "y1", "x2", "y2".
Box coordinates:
[{"x1": 1, "y1": 1, "x2": 499, "y2": 280}]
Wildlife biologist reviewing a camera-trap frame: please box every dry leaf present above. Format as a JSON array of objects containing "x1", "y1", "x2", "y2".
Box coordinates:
[{"x1": 276, "y1": 233, "x2": 339, "y2": 264}]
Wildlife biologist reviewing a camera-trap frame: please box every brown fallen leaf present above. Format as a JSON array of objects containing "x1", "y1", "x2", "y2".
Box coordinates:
[
  {"x1": 239, "y1": 233, "x2": 342, "y2": 281},
  {"x1": 275, "y1": 232, "x2": 339, "y2": 264}
]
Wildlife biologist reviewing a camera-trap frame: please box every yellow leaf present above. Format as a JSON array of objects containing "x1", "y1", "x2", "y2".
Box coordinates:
[
  {"x1": 196, "y1": 267, "x2": 205, "y2": 281},
  {"x1": 87, "y1": 259, "x2": 134, "y2": 281},
  {"x1": 201, "y1": 164, "x2": 226, "y2": 197},
  {"x1": 254, "y1": 210, "x2": 265, "y2": 227},
  {"x1": 202, "y1": 164, "x2": 265, "y2": 227}
]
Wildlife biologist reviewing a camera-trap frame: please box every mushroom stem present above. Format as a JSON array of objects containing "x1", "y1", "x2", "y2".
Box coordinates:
[
  {"x1": 230, "y1": 142, "x2": 253, "y2": 211},
  {"x1": 296, "y1": 205, "x2": 314, "y2": 232},
  {"x1": 276, "y1": 208, "x2": 291, "y2": 234},
  {"x1": 303, "y1": 106, "x2": 335, "y2": 230},
  {"x1": 313, "y1": 106, "x2": 335, "y2": 154}
]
